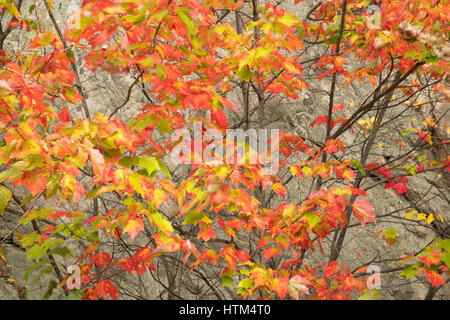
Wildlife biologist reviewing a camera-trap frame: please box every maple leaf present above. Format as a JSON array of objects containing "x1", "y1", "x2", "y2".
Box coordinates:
[
  {"x1": 309, "y1": 115, "x2": 328, "y2": 127},
  {"x1": 0, "y1": 185, "x2": 12, "y2": 215},
  {"x1": 120, "y1": 258, "x2": 134, "y2": 274},
  {"x1": 272, "y1": 276, "x2": 289, "y2": 300},
  {"x1": 250, "y1": 267, "x2": 267, "y2": 287},
  {"x1": 262, "y1": 246, "x2": 282, "y2": 261},
  {"x1": 96, "y1": 280, "x2": 119, "y2": 300},
  {"x1": 288, "y1": 275, "x2": 311, "y2": 299},
  {"x1": 324, "y1": 139, "x2": 345, "y2": 154},
  {"x1": 58, "y1": 106, "x2": 71, "y2": 123},
  {"x1": 90, "y1": 149, "x2": 105, "y2": 176},
  {"x1": 272, "y1": 183, "x2": 287, "y2": 199},
  {"x1": 123, "y1": 217, "x2": 145, "y2": 241},
  {"x1": 352, "y1": 198, "x2": 376, "y2": 228},
  {"x1": 324, "y1": 261, "x2": 339, "y2": 279},
  {"x1": 392, "y1": 183, "x2": 408, "y2": 194},
  {"x1": 90, "y1": 252, "x2": 111, "y2": 269},
  {"x1": 198, "y1": 223, "x2": 216, "y2": 242},
  {"x1": 419, "y1": 251, "x2": 441, "y2": 267},
  {"x1": 424, "y1": 270, "x2": 445, "y2": 287},
  {"x1": 210, "y1": 106, "x2": 228, "y2": 128}
]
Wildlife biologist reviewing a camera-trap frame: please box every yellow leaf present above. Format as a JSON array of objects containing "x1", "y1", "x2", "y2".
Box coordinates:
[
  {"x1": 290, "y1": 166, "x2": 298, "y2": 176},
  {"x1": 378, "y1": 143, "x2": 384, "y2": 149},
  {"x1": 417, "y1": 213, "x2": 427, "y2": 220},
  {"x1": 349, "y1": 102, "x2": 355, "y2": 107},
  {"x1": 405, "y1": 100, "x2": 411, "y2": 104},
  {"x1": 438, "y1": 214, "x2": 444, "y2": 222},
  {"x1": 405, "y1": 211, "x2": 416, "y2": 219},
  {"x1": 426, "y1": 214, "x2": 434, "y2": 224}
]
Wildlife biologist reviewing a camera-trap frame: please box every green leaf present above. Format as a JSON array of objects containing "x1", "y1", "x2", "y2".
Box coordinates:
[
  {"x1": 238, "y1": 278, "x2": 255, "y2": 289},
  {"x1": 27, "y1": 245, "x2": 46, "y2": 260},
  {"x1": 358, "y1": 289, "x2": 380, "y2": 300},
  {"x1": 138, "y1": 157, "x2": 171, "y2": 178},
  {"x1": 129, "y1": 174, "x2": 144, "y2": 195},
  {"x1": 183, "y1": 210, "x2": 205, "y2": 225},
  {"x1": 441, "y1": 252, "x2": 450, "y2": 268},
  {"x1": 49, "y1": 246, "x2": 73, "y2": 258},
  {"x1": 139, "y1": 157, "x2": 159, "y2": 176},
  {"x1": 221, "y1": 276, "x2": 233, "y2": 287},
  {"x1": 436, "y1": 238, "x2": 450, "y2": 251},
  {"x1": 384, "y1": 228, "x2": 398, "y2": 242},
  {"x1": 0, "y1": 167, "x2": 22, "y2": 183},
  {"x1": 236, "y1": 67, "x2": 253, "y2": 82},
  {"x1": 157, "y1": 159, "x2": 172, "y2": 179},
  {"x1": 405, "y1": 164, "x2": 417, "y2": 176},
  {"x1": 0, "y1": 185, "x2": 12, "y2": 215},
  {"x1": 156, "y1": 119, "x2": 173, "y2": 134},
  {"x1": 24, "y1": 260, "x2": 47, "y2": 281},
  {"x1": 119, "y1": 156, "x2": 138, "y2": 168},
  {"x1": 64, "y1": 289, "x2": 85, "y2": 300},
  {"x1": 42, "y1": 280, "x2": 58, "y2": 300},
  {"x1": 148, "y1": 211, "x2": 174, "y2": 233},
  {"x1": 400, "y1": 264, "x2": 418, "y2": 280},
  {"x1": 278, "y1": 13, "x2": 299, "y2": 27},
  {"x1": 353, "y1": 160, "x2": 366, "y2": 176},
  {"x1": 303, "y1": 211, "x2": 321, "y2": 228}
]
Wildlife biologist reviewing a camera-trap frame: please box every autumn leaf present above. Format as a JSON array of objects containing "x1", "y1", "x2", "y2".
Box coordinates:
[
  {"x1": 58, "y1": 106, "x2": 71, "y2": 123},
  {"x1": 90, "y1": 252, "x2": 111, "y2": 269},
  {"x1": 324, "y1": 261, "x2": 339, "y2": 279},
  {"x1": 210, "y1": 106, "x2": 228, "y2": 128},
  {"x1": 96, "y1": 280, "x2": 119, "y2": 300},
  {"x1": 262, "y1": 246, "x2": 282, "y2": 261},
  {"x1": 418, "y1": 251, "x2": 441, "y2": 267},
  {"x1": 123, "y1": 217, "x2": 145, "y2": 241},
  {"x1": 392, "y1": 183, "x2": 408, "y2": 195},
  {"x1": 0, "y1": 185, "x2": 12, "y2": 215},
  {"x1": 272, "y1": 183, "x2": 287, "y2": 199},
  {"x1": 288, "y1": 275, "x2": 311, "y2": 299},
  {"x1": 424, "y1": 270, "x2": 445, "y2": 287},
  {"x1": 90, "y1": 149, "x2": 105, "y2": 176},
  {"x1": 198, "y1": 223, "x2": 216, "y2": 242},
  {"x1": 120, "y1": 258, "x2": 134, "y2": 274},
  {"x1": 352, "y1": 198, "x2": 376, "y2": 228}
]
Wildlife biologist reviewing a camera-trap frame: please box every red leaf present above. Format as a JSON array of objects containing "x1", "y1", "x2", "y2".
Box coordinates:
[
  {"x1": 262, "y1": 247, "x2": 281, "y2": 261},
  {"x1": 352, "y1": 198, "x2": 376, "y2": 228},
  {"x1": 120, "y1": 258, "x2": 134, "y2": 274},
  {"x1": 58, "y1": 106, "x2": 71, "y2": 122},
  {"x1": 96, "y1": 280, "x2": 118, "y2": 300},
  {"x1": 310, "y1": 115, "x2": 328, "y2": 127},
  {"x1": 332, "y1": 104, "x2": 345, "y2": 112},
  {"x1": 324, "y1": 261, "x2": 339, "y2": 279},
  {"x1": 272, "y1": 183, "x2": 287, "y2": 199},
  {"x1": 272, "y1": 276, "x2": 289, "y2": 300},
  {"x1": 392, "y1": 183, "x2": 408, "y2": 194},
  {"x1": 210, "y1": 106, "x2": 228, "y2": 128},
  {"x1": 134, "y1": 263, "x2": 146, "y2": 276},
  {"x1": 419, "y1": 251, "x2": 441, "y2": 267},
  {"x1": 198, "y1": 223, "x2": 216, "y2": 242},
  {"x1": 90, "y1": 252, "x2": 111, "y2": 269},
  {"x1": 425, "y1": 270, "x2": 445, "y2": 287}
]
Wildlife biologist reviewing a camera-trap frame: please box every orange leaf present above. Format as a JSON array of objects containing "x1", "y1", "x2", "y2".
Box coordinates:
[
  {"x1": 123, "y1": 218, "x2": 145, "y2": 241},
  {"x1": 352, "y1": 198, "x2": 376, "y2": 228}
]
